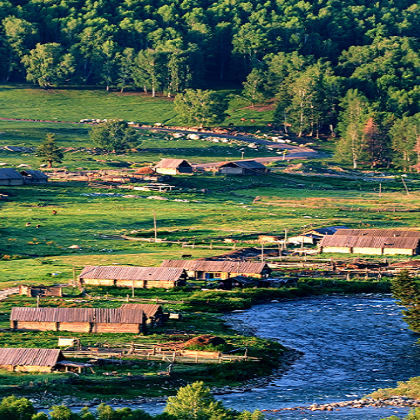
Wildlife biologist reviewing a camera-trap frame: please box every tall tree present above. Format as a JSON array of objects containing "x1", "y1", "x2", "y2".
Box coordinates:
[
  {"x1": 134, "y1": 49, "x2": 164, "y2": 97},
  {"x1": 391, "y1": 270, "x2": 420, "y2": 333},
  {"x1": 336, "y1": 89, "x2": 370, "y2": 169},
  {"x1": 174, "y1": 89, "x2": 228, "y2": 127},
  {"x1": 90, "y1": 120, "x2": 139, "y2": 152},
  {"x1": 117, "y1": 48, "x2": 135, "y2": 93},
  {"x1": 241, "y1": 68, "x2": 265, "y2": 107},
  {"x1": 22, "y1": 43, "x2": 74, "y2": 88},
  {"x1": 36, "y1": 133, "x2": 64, "y2": 168}
]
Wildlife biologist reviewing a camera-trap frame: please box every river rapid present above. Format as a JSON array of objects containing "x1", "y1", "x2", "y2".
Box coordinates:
[{"x1": 218, "y1": 294, "x2": 420, "y2": 419}]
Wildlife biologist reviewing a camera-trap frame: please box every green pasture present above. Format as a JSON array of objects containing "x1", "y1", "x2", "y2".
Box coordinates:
[{"x1": 0, "y1": 84, "x2": 275, "y2": 129}]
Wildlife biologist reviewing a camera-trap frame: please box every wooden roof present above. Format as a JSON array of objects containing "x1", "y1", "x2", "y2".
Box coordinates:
[
  {"x1": 160, "y1": 260, "x2": 269, "y2": 274},
  {"x1": 154, "y1": 159, "x2": 191, "y2": 169},
  {"x1": 0, "y1": 348, "x2": 64, "y2": 367},
  {"x1": 120, "y1": 303, "x2": 162, "y2": 318},
  {"x1": 333, "y1": 229, "x2": 420, "y2": 238},
  {"x1": 320, "y1": 235, "x2": 420, "y2": 250},
  {"x1": 20, "y1": 170, "x2": 48, "y2": 180},
  {"x1": 79, "y1": 266, "x2": 185, "y2": 281},
  {"x1": 11, "y1": 307, "x2": 145, "y2": 324}
]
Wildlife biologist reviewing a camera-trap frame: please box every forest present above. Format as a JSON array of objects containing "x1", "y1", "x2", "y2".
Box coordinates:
[{"x1": 1, "y1": 0, "x2": 420, "y2": 168}]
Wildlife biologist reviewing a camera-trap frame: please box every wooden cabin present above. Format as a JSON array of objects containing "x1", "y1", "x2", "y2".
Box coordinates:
[
  {"x1": 120, "y1": 303, "x2": 164, "y2": 326},
  {"x1": 78, "y1": 266, "x2": 187, "y2": 289},
  {"x1": 160, "y1": 260, "x2": 271, "y2": 280},
  {"x1": 0, "y1": 348, "x2": 91, "y2": 373},
  {"x1": 154, "y1": 159, "x2": 193, "y2": 175},
  {"x1": 11, "y1": 307, "x2": 147, "y2": 334},
  {"x1": 319, "y1": 229, "x2": 420, "y2": 256},
  {"x1": 19, "y1": 285, "x2": 63, "y2": 297},
  {"x1": 20, "y1": 170, "x2": 48, "y2": 184},
  {"x1": 0, "y1": 168, "x2": 24, "y2": 186},
  {"x1": 216, "y1": 160, "x2": 267, "y2": 175}
]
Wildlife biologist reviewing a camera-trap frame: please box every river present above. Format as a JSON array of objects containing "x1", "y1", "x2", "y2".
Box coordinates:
[
  {"x1": 68, "y1": 295, "x2": 420, "y2": 419},
  {"x1": 217, "y1": 294, "x2": 420, "y2": 419}
]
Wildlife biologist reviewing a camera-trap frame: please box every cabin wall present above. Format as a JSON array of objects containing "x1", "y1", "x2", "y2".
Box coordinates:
[
  {"x1": 321, "y1": 246, "x2": 352, "y2": 253},
  {"x1": 58, "y1": 322, "x2": 91, "y2": 333},
  {"x1": 155, "y1": 168, "x2": 177, "y2": 175},
  {"x1": 94, "y1": 323, "x2": 141, "y2": 333},
  {"x1": 383, "y1": 248, "x2": 415, "y2": 256},
  {"x1": 81, "y1": 278, "x2": 115, "y2": 286},
  {"x1": 353, "y1": 247, "x2": 383, "y2": 255},
  {"x1": 12, "y1": 321, "x2": 58, "y2": 331},
  {"x1": 81, "y1": 278, "x2": 178, "y2": 289}
]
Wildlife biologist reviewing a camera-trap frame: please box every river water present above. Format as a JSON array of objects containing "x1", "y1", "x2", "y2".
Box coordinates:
[
  {"x1": 217, "y1": 295, "x2": 420, "y2": 419},
  {"x1": 69, "y1": 295, "x2": 420, "y2": 419}
]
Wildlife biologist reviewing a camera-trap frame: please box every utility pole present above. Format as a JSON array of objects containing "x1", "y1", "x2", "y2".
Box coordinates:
[
  {"x1": 284, "y1": 228, "x2": 288, "y2": 250},
  {"x1": 379, "y1": 183, "x2": 382, "y2": 198},
  {"x1": 401, "y1": 176, "x2": 410, "y2": 196},
  {"x1": 261, "y1": 242, "x2": 264, "y2": 262},
  {"x1": 153, "y1": 211, "x2": 157, "y2": 242}
]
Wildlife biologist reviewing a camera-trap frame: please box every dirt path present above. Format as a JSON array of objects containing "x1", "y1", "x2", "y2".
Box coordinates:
[
  {"x1": 0, "y1": 287, "x2": 19, "y2": 301},
  {"x1": 0, "y1": 117, "x2": 318, "y2": 162}
]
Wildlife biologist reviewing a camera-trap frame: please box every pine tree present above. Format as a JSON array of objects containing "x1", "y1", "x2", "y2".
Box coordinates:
[{"x1": 36, "y1": 133, "x2": 64, "y2": 168}]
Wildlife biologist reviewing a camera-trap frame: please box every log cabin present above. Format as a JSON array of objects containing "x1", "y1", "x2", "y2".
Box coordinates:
[
  {"x1": 0, "y1": 348, "x2": 91, "y2": 373},
  {"x1": 154, "y1": 159, "x2": 193, "y2": 175},
  {"x1": 160, "y1": 260, "x2": 271, "y2": 280},
  {"x1": 78, "y1": 266, "x2": 187, "y2": 288},
  {"x1": 11, "y1": 307, "x2": 147, "y2": 334},
  {"x1": 19, "y1": 285, "x2": 63, "y2": 297}
]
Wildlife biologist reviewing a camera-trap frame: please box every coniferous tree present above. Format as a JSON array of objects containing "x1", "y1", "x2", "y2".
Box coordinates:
[{"x1": 36, "y1": 133, "x2": 64, "y2": 168}]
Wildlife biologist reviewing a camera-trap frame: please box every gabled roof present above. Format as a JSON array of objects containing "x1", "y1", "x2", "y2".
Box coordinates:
[
  {"x1": 0, "y1": 168, "x2": 23, "y2": 180},
  {"x1": 333, "y1": 229, "x2": 420, "y2": 238},
  {"x1": 79, "y1": 266, "x2": 185, "y2": 281},
  {"x1": 160, "y1": 260, "x2": 269, "y2": 274},
  {"x1": 155, "y1": 159, "x2": 191, "y2": 169},
  {"x1": 319, "y1": 235, "x2": 420, "y2": 250},
  {"x1": 0, "y1": 348, "x2": 64, "y2": 367},
  {"x1": 120, "y1": 304, "x2": 162, "y2": 318},
  {"x1": 20, "y1": 170, "x2": 48, "y2": 180},
  {"x1": 218, "y1": 160, "x2": 266, "y2": 170},
  {"x1": 11, "y1": 307, "x2": 145, "y2": 324}
]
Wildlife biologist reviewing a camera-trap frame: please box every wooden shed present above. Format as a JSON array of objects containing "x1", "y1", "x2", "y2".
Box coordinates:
[
  {"x1": 154, "y1": 159, "x2": 193, "y2": 175},
  {"x1": 20, "y1": 170, "x2": 48, "y2": 184},
  {"x1": 19, "y1": 285, "x2": 63, "y2": 297},
  {"x1": 160, "y1": 260, "x2": 271, "y2": 280},
  {"x1": 216, "y1": 160, "x2": 267, "y2": 175},
  {"x1": 0, "y1": 168, "x2": 24, "y2": 186},
  {"x1": 78, "y1": 266, "x2": 187, "y2": 288},
  {"x1": 0, "y1": 348, "x2": 91, "y2": 373},
  {"x1": 11, "y1": 307, "x2": 147, "y2": 334},
  {"x1": 319, "y1": 229, "x2": 420, "y2": 255},
  {"x1": 120, "y1": 303, "x2": 164, "y2": 326}
]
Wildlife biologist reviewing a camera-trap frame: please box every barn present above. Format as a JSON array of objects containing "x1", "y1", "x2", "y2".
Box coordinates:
[
  {"x1": 78, "y1": 266, "x2": 187, "y2": 288},
  {"x1": 154, "y1": 159, "x2": 193, "y2": 175},
  {"x1": 319, "y1": 229, "x2": 420, "y2": 255},
  {"x1": 11, "y1": 307, "x2": 147, "y2": 334},
  {"x1": 0, "y1": 168, "x2": 24, "y2": 186},
  {"x1": 160, "y1": 260, "x2": 271, "y2": 280},
  {"x1": 0, "y1": 348, "x2": 91, "y2": 373},
  {"x1": 120, "y1": 303, "x2": 164, "y2": 326},
  {"x1": 216, "y1": 160, "x2": 267, "y2": 175}
]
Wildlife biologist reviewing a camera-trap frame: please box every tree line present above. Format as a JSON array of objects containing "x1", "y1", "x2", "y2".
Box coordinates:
[
  {"x1": 0, "y1": 382, "x2": 263, "y2": 419},
  {"x1": 1, "y1": 0, "x2": 420, "y2": 168}
]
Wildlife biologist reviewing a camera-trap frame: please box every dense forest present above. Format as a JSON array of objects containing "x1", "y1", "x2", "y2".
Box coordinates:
[{"x1": 2, "y1": 0, "x2": 420, "y2": 168}]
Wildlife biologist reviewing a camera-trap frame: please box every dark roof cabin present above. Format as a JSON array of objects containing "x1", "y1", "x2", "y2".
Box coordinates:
[
  {"x1": 319, "y1": 229, "x2": 420, "y2": 256},
  {"x1": 0, "y1": 348, "x2": 91, "y2": 373},
  {"x1": 120, "y1": 303, "x2": 164, "y2": 326},
  {"x1": 160, "y1": 260, "x2": 271, "y2": 280},
  {"x1": 11, "y1": 307, "x2": 147, "y2": 334},
  {"x1": 20, "y1": 170, "x2": 48, "y2": 184},
  {"x1": 0, "y1": 168, "x2": 24, "y2": 186},
  {"x1": 154, "y1": 159, "x2": 193, "y2": 175},
  {"x1": 78, "y1": 266, "x2": 187, "y2": 288},
  {"x1": 217, "y1": 160, "x2": 267, "y2": 175}
]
